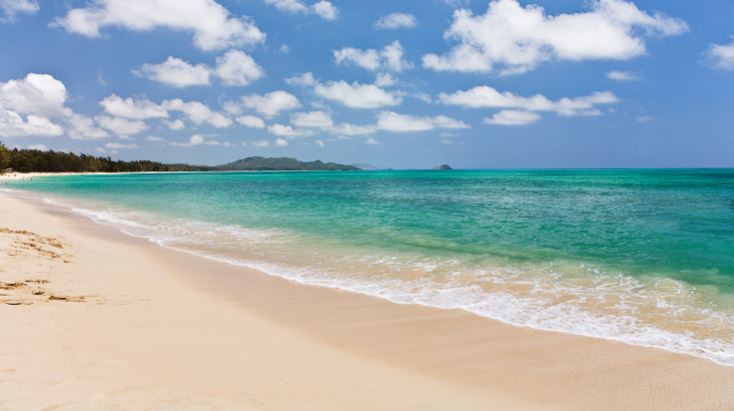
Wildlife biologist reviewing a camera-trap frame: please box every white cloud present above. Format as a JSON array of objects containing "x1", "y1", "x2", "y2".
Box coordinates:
[
  {"x1": 329, "y1": 123, "x2": 377, "y2": 136},
  {"x1": 312, "y1": 1, "x2": 337, "y2": 20},
  {"x1": 145, "y1": 135, "x2": 165, "y2": 142},
  {"x1": 0, "y1": 73, "x2": 71, "y2": 118},
  {"x1": 265, "y1": 0, "x2": 338, "y2": 20},
  {"x1": 275, "y1": 137, "x2": 289, "y2": 146},
  {"x1": 374, "y1": 73, "x2": 397, "y2": 87},
  {"x1": 251, "y1": 139, "x2": 269, "y2": 147},
  {"x1": 334, "y1": 41, "x2": 412, "y2": 72},
  {"x1": 96, "y1": 115, "x2": 148, "y2": 137},
  {"x1": 365, "y1": 137, "x2": 380, "y2": 145},
  {"x1": 236, "y1": 115, "x2": 266, "y2": 128},
  {"x1": 164, "y1": 119, "x2": 185, "y2": 130},
  {"x1": 0, "y1": 110, "x2": 63, "y2": 137},
  {"x1": 26, "y1": 143, "x2": 49, "y2": 151},
  {"x1": 137, "y1": 50, "x2": 262, "y2": 88},
  {"x1": 53, "y1": 0, "x2": 266, "y2": 51},
  {"x1": 1, "y1": 0, "x2": 38, "y2": 21},
  {"x1": 0, "y1": 73, "x2": 71, "y2": 138},
  {"x1": 214, "y1": 50, "x2": 264, "y2": 86},
  {"x1": 162, "y1": 99, "x2": 232, "y2": 128},
  {"x1": 290, "y1": 110, "x2": 333, "y2": 128},
  {"x1": 376, "y1": 111, "x2": 469, "y2": 132},
  {"x1": 105, "y1": 142, "x2": 139, "y2": 149},
  {"x1": 375, "y1": 13, "x2": 416, "y2": 29},
  {"x1": 100, "y1": 94, "x2": 168, "y2": 119},
  {"x1": 137, "y1": 57, "x2": 211, "y2": 88},
  {"x1": 267, "y1": 123, "x2": 313, "y2": 137},
  {"x1": 607, "y1": 70, "x2": 639, "y2": 81},
  {"x1": 285, "y1": 72, "x2": 316, "y2": 87},
  {"x1": 707, "y1": 38, "x2": 734, "y2": 70},
  {"x1": 484, "y1": 110, "x2": 541, "y2": 125},
  {"x1": 422, "y1": 0, "x2": 688, "y2": 74},
  {"x1": 171, "y1": 134, "x2": 221, "y2": 147},
  {"x1": 66, "y1": 114, "x2": 109, "y2": 140},
  {"x1": 240, "y1": 91, "x2": 301, "y2": 118},
  {"x1": 265, "y1": 0, "x2": 308, "y2": 13},
  {"x1": 439, "y1": 86, "x2": 619, "y2": 116},
  {"x1": 637, "y1": 115, "x2": 653, "y2": 123},
  {"x1": 315, "y1": 80, "x2": 401, "y2": 109},
  {"x1": 314, "y1": 139, "x2": 324, "y2": 148}
]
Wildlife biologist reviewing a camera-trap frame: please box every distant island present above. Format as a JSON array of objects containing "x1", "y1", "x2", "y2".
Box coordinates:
[
  {"x1": 433, "y1": 164, "x2": 453, "y2": 170},
  {"x1": 218, "y1": 157, "x2": 357, "y2": 171},
  {"x1": 0, "y1": 143, "x2": 358, "y2": 173}
]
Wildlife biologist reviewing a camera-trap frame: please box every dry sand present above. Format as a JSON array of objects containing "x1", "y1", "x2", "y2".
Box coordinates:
[{"x1": 1, "y1": 190, "x2": 733, "y2": 410}]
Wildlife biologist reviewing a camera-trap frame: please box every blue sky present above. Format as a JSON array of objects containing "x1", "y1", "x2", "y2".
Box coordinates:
[{"x1": 0, "y1": 0, "x2": 732, "y2": 168}]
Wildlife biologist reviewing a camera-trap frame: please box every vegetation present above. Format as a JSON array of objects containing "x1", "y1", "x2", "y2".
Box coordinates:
[
  {"x1": 0, "y1": 142, "x2": 206, "y2": 173},
  {"x1": 0, "y1": 143, "x2": 358, "y2": 173}
]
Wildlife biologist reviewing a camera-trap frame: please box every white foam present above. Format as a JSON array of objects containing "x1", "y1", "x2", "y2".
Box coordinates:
[{"x1": 33, "y1": 194, "x2": 734, "y2": 367}]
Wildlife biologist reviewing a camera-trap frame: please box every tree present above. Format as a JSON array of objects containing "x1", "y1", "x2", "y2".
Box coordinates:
[{"x1": 0, "y1": 142, "x2": 10, "y2": 171}]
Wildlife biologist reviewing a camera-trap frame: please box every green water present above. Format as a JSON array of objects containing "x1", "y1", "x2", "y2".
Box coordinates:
[{"x1": 8, "y1": 169, "x2": 734, "y2": 364}]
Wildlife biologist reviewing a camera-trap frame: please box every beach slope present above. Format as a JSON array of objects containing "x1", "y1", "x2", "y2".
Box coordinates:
[{"x1": 1, "y1": 191, "x2": 733, "y2": 410}]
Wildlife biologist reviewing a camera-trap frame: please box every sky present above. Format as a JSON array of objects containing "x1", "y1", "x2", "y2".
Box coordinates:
[{"x1": 0, "y1": 0, "x2": 733, "y2": 169}]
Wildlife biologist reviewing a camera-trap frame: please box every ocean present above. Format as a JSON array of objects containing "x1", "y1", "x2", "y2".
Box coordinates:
[{"x1": 7, "y1": 169, "x2": 734, "y2": 365}]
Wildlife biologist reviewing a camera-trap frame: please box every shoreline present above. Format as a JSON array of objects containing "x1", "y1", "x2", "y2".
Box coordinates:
[{"x1": 2, "y1": 191, "x2": 734, "y2": 409}]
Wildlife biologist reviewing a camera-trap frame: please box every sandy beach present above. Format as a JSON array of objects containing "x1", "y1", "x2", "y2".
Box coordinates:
[{"x1": 2, "y1": 189, "x2": 734, "y2": 410}]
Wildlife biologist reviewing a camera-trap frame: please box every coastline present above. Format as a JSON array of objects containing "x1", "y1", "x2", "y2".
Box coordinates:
[{"x1": 2, "y1": 191, "x2": 734, "y2": 410}]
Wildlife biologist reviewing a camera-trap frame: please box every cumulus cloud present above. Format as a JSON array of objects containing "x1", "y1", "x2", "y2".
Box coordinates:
[
  {"x1": 375, "y1": 13, "x2": 416, "y2": 29},
  {"x1": 422, "y1": 0, "x2": 688, "y2": 75},
  {"x1": 67, "y1": 114, "x2": 109, "y2": 140},
  {"x1": 1, "y1": 0, "x2": 38, "y2": 22},
  {"x1": 267, "y1": 123, "x2": 314, "y2": 137},
  {"x1": 105, "y1": 142, "x2": 139, "y2": 149},
  {"x1": 100, "y1": 94, "x2": 168, "y2": 119},
  {"x1": 706, "y1": 38, "x2": 734, "y2": 70},
  {"x1": 290, "y1": 110, "x2": 333, "y2": 128},
  {"x1": 239, "y1": 91, "x2": 301, "y2": 118},
  {"x1": 171, "y1": 134, "x2": 221, "y2": 147},
  {"x1": 439, "y1": 86, "x2": 619, "y2": 117},
  {"x1": 26, "y1": 143, "x2": 49, "y2": 151},
  {"x1": 145, "y1": 135, "x2": 165, "y2": 142},
  {"x1": 96, "y1": 115, "x2": 148, "y2": 137},
  {"x1": 214, "y1": 50, "x2": 264, "y2": 86},
  {"x1": 53, "y1": 0, "x2": 265, "y2": 51},
  {"x1": 236, "y1": 115, "x2": 266, "y2": 128},
  {"x1": 484, "y1": 110, "x2": 541, "y2": 125},
  {"x1": 0, "y1": 111, "x2": 63, "y2": 137},
  {"x1": 0, "y1": 73, "x2": 71, "y2": 118},
  {"x1": 264, "y1": 0, "x2": 337, "y2": 20},
  {"x1": 137, "y1": 50, "x2": 262, "y2": 88},
  {"x1": 0, "y1": 73, "x2": 71, "y2": 137},
  {"x1": 285, "y1": 72, "x2": 317, "y2": 87},
  {"x1": 164, "y1": 119, "x2": 185, "y2": 130},
  {"x1": 137, "y1": 57, "x2": 212, "y2": 88},
  {"x1": 334, "y1": 41, "x2": 412, "y2": 72},
  {"x1": 275, "y1": 137, "x2": 289, "y2": 146},
  {"x1": 162, "y1": 99, "x2": 232, "y2": 128},
  {"x1": 314, "y1": 80, "x2": 401, "y2": 109},
  {"x1": 376, "y1": 111, "x2": 469, "y2": 132},
  {"x1": 329, "y1": 123, "x2": 377, "y2": 136},
  {"x1": 607, "y1": 70, "x2": 639, "y2": 81}
]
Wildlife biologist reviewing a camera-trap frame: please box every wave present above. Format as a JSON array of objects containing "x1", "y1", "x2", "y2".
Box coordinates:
[{"x1": 23, "y1": 192, "x2": 734, "y2": 366}]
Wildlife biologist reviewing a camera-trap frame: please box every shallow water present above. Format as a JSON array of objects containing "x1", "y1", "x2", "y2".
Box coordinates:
[{"x1": 9, "y1": 169, "x2": 734, "y2": 365}]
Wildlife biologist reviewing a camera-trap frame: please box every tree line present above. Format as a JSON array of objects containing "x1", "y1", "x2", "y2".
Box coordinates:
[{"x1": 0, "y1": 142, "x2": 207, "y2": 173}]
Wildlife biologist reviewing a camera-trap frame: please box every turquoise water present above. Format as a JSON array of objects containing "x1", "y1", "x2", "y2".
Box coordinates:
[{"x1": 7, "y1": 170, "x2": 734, "y2": 364}]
